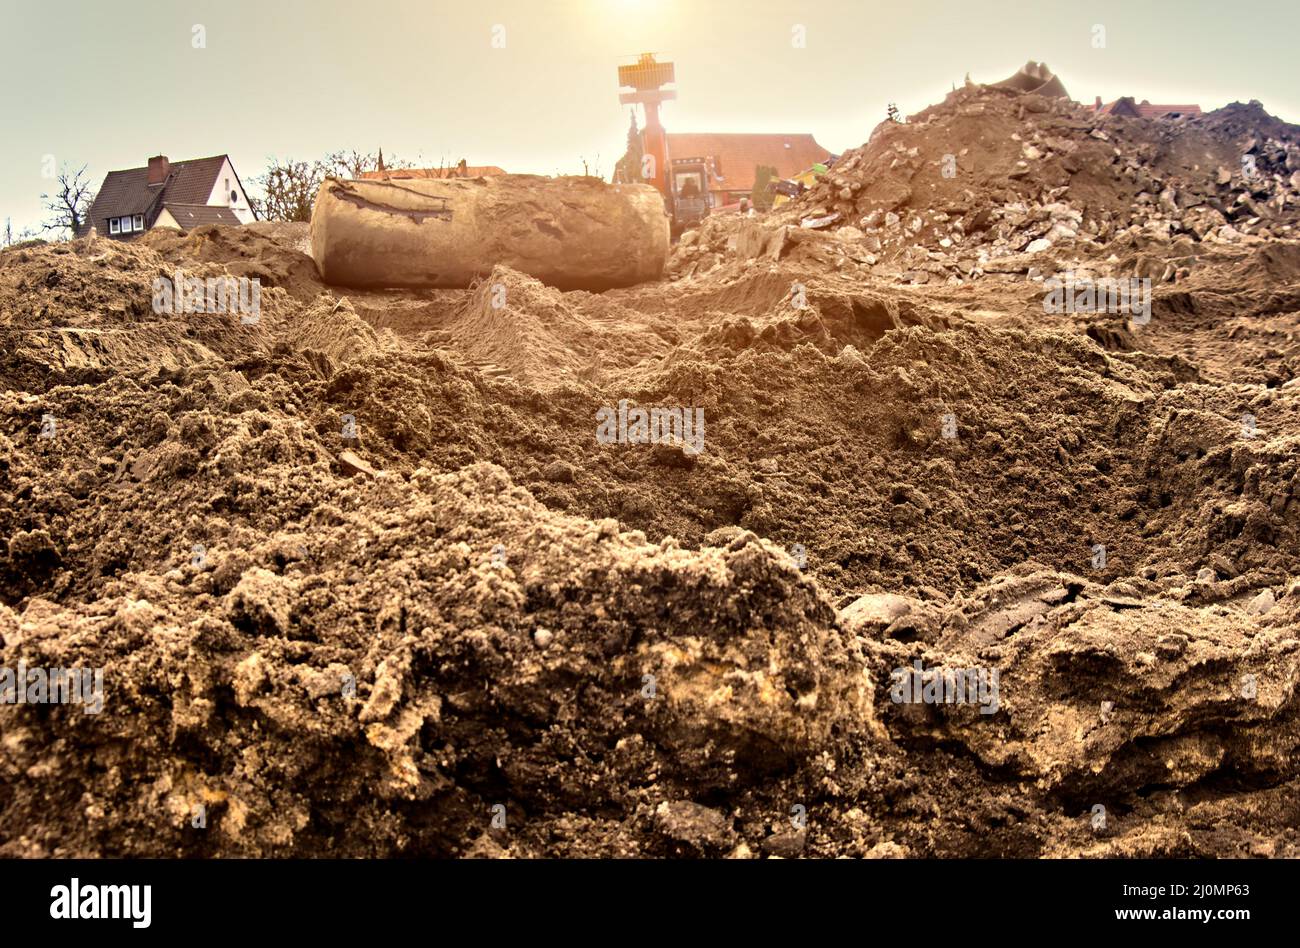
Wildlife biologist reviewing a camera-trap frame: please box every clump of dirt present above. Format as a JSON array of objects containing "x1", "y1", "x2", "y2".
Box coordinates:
[
  {"x1": 1, "y1": 463, "x2": 881, "y2": 856},
  {"x1": 4, "y1": 69, "x2": 1300, "y2": 858}
]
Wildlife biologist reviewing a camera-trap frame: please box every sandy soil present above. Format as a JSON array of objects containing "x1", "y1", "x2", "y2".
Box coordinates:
[{"x1": 3, "y1": 79, "x2": 1300, "y2": 858}]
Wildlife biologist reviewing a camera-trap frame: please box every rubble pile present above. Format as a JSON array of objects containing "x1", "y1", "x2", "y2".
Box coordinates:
[{"x1": 671, "y1": 73, "x2": 1300, "y2": 288}]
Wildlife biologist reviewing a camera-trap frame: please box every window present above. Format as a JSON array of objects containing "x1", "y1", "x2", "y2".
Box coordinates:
[
  {"x1": 674, "y1": 172, "x2": 703, "y2": 195},
  {"x1": 107, "y1": 214, "x2": 144, "y2": 234},
  {"x1": 231, "y1": 190, "x2": 239, "y2": 203}
]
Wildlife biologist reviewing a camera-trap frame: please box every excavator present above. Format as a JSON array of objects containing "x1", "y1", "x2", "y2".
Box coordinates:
[{"x1": 617, "y1": 53, "x2": 711, "y2": 236}]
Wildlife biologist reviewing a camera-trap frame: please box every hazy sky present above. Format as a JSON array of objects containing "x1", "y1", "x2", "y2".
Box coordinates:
[{"x1": 2, "y1": 0, "x2": 1297, "y2": 234}]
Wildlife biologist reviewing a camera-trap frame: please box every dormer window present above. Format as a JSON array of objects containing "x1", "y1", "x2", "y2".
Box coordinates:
[{"x1": 108, "y1": 215, "x2": 143, "y2": 234}]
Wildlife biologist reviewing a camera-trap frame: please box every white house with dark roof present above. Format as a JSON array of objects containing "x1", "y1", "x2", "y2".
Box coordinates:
[{"x1": 78, "y1": 154, "x2": 257, "y2": 240}]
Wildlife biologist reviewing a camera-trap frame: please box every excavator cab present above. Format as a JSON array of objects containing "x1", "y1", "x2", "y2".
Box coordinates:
[{"x1": 669, "y1": 157, "x2": 710, "y2": 234}]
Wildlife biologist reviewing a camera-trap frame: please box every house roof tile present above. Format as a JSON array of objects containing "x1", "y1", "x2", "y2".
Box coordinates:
[
  {"x1": 161, "y1": 203, "x2": 242, "y2": 230},
  {"x1": 1096, "y1": 97, "x2": 1202, "y2": 119},
  {"x1": 664, "y1": 133, "x2": 831, "y2": 193}
]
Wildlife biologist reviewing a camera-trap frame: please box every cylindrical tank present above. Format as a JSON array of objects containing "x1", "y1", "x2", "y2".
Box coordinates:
[{"x1": 310, "y1": 175, "x2": 669, "y2": 290}]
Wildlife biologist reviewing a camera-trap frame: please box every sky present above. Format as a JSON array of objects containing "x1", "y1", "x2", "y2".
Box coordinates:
[{"x1": 2, "y1": 0, "x2": 1298, "y2": 235}]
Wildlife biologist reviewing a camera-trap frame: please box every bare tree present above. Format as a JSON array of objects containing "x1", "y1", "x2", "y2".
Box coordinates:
[
  {"x1": 40, "y1": 164, "x2": 95, "y2": 238},
  {"x1": 2, "y1": 215, "x2": 45, "y2": 250},
  {"x1": 320, "y1": 149, "x2": 414, "y2": 179},
  {"x1": 322, "y1": 150, "x2": 373, "y2": 179},
  {"x1": 247, "y1": 158, "x2": 321, "y2": 223},
  {"x1": 248, "y1": 149, "x2": 413, "y2": 222}
]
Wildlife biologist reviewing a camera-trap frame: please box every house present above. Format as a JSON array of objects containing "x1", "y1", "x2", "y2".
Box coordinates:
[
  {"x1": 78, "y1": 154, "x2": 256, "y2": 240},
  {"x1": 1093, "y1": 96, "x2": 1202, "y2": 119},
  {"x1": 662, "y1": 133, "x2": 831, "y2": 207}
]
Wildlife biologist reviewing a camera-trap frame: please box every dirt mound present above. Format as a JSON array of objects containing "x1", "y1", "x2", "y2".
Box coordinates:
[
  {"x1": 676, "y1": 72, "x2": 1300, "y2": 288},
  {"x1": 278, "y1": 295, "x2": 393, "y2": 367},
  {"x1": 0, "y1": 237, "x2": 295, "y2": 392},
  {"x1": 4, "y1": 70, "x2": 1300, "y2": 860},
  {"x1": 445, "y1": 267, "x2": 604, "y2": 385},
  {"x1": 0, "y1": 464, "x2": 878, "y2": 857},
  {"x1": 139, "y1": 223, "x2": 324, "y2": 300},
  {"x1": 243, "y1": 220, "x2": 312, "y2": 257}
]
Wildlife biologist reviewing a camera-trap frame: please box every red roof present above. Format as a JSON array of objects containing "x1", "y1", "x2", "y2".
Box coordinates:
[
  {"x1": 665, "y1": 133, "x2": 831, "y2": 193},
  {"x1": 1095, "y1": 97, "x2": 1202, "y2": 119}
]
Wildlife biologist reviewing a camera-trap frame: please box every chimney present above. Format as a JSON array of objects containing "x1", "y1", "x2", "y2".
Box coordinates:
[
  {"x1": 147, "y1": 155, "x2": 170, "y2": 185},
  {"x1": 1094, "y1": 95, "x2": 1102, "y2": 111}
]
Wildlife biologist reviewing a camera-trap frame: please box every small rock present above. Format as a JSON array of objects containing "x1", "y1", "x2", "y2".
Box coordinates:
[
  {"x1": 339, "y1": 450, "x2": 377, "y2": 477},
  {"x1": 865, "y1": 840, "x2": 909, "y2": 859},
  {"x1": 839, "y1": 593, "x2": 918, "y2": 637},
  {"x1": 1245, "y1": 589, "x2": 1276, "y2": 616},
  {"x1": 1155, "y1": 633, "x2": 1188, "y2": 659},
  {"x1": 761, "y1": 830, "x2": 807, "y2": 858},
  {"x1": 651, "y1": 442, "x2": 699, "y2": 469},
  {"x1": 542, "y1": 460, "x2": 576, "y2": 483},
  {"x1": 836, "y1": 345, "x2": 868, "y2": 368},
  {"x1": 654, "y1": 801, "x2": 735, "y2": 853},
  {"x1": 1208, "y1": 553, "x2": 1238, "y2": 578}
]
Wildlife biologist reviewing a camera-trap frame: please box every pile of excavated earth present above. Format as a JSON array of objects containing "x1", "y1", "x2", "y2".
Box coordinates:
[
  {"x1": 674, "y1": 70, "x2": 1300, "y2": 288},
  {"x1": 3, "y1": 66, "x2": 1300, "y2": 858}
]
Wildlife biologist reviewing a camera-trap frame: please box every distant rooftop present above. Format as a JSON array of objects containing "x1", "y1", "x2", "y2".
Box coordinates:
[
  {"x1": 664, "y1": 133, "x2": 831, "y2": 193},
  {"x1": 1094, "y1": 96, "x2": 1202, "y2": 119}
]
